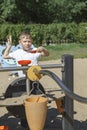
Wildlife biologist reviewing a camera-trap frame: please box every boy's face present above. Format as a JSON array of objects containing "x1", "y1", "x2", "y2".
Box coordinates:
[{"x1": 20, "y1": 37, "x2": 32, "y2": 51}]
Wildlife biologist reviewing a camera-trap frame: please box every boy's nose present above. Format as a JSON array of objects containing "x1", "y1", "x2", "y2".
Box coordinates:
[{"x1": 26, "y1": 42, "x2": 30, "y2": 45}]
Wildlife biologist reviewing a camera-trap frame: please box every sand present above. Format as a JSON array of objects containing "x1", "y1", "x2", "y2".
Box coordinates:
[{"x1": 0, "y1": 58, "x2": 87, "y2": 130}]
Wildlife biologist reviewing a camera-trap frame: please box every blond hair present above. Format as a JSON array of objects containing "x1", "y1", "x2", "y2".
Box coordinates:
[{"x1": 19, "y1": 31, "x2": 32, "y2": 41}]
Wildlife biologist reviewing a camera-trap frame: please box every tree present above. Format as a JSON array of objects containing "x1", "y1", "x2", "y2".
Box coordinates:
[
  {"x1": 0, "y1": 0, "x2": 87, "y2": 24},
  {"x1": 0, "y1": 0, "x2": 19, "y2": 23},
  {"x1": 71, "y1": 0, "x2": 87, "y2": 22}
]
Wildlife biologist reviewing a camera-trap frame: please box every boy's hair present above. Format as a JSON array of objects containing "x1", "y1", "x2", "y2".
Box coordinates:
[{"x1": 19, "y1": 31, "x2": 32, "y2": 40}]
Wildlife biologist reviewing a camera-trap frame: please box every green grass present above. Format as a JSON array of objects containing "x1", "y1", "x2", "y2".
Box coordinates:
[{"x1": 39, "y1": 43, "x2": 87, "y2": 61}]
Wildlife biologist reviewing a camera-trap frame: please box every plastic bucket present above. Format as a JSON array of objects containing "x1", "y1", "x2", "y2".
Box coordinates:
[{"x1": 24, "y1": 96, "x2": 47, "y2": 130}]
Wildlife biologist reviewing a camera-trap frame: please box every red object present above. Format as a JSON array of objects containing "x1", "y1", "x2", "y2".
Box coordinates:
[
  {"x1": 0, "y1": 126, "x2": 8, "y2": 130},
  {"x1": 30, "y1": 50, "x2": 37, "y2": 53},
  {"x1": 18, "y1": 60, "x2": 31, "y2": 66}
]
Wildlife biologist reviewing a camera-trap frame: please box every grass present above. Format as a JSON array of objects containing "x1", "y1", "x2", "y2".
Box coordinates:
[{"x1": 39, "y1": 43, "x2": 87, "y2": 61}]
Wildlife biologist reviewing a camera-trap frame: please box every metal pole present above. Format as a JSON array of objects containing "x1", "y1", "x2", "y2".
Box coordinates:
[
  {"x1": 0, "y1": 63, "x2": 63, "y2": 72},
  {"x1": 26, "y1": 78, "x2": 30, "y2": 95},
  {"x1": 61, "y1": 54, "x2": 74, "y2": 130}
]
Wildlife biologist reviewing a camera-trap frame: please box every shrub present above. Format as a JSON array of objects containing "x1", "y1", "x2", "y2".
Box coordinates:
[{"x1": 0, "y1": 22, "x2": 87, "y2": 46}]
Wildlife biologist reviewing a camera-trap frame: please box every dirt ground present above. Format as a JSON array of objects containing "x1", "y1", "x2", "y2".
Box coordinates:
[{"x1": 0, "y1": 58, "x2": 87, "y2": 130}]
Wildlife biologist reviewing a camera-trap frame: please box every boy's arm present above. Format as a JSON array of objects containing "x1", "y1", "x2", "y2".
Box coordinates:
[
  {"x1": 37, "y1": 46, "x2": 49, "y2": 56},
  {"x1": 3, "y1": 35, "x2": 12, "y2": 59}
]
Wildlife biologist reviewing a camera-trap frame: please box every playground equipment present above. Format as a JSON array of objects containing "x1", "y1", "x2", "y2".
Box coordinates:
[{"x1": 0, "y1": 54, "x2": 87, "y2": 130}]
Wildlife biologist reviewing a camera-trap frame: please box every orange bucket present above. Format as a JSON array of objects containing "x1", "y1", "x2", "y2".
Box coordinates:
[
  {"x1": 24, "y1": 96, "x2": 47, "y2": 130},
  {"x1": 0, "y1": 126, "x2": 8, "y2": 130}
]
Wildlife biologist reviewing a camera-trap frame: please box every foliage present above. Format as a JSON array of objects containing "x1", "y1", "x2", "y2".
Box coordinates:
[
  {"x1": 0, "y1": 0, "x2": 18, "y2": 23},
  {"x1": 0, "y1": 0, "x2": 87, "y2": 24},
  {"x1": 0, "y1": 23, "x2": 87, "y2": 46},
  {"x1": 77, "y1": 23, "x2": 87, "y2": 43}
]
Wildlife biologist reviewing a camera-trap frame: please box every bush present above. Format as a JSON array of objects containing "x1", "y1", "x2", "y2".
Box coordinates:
[
  {"x1": 0, "y1": 22, "x2": 87, "y2": 46},
  {"x1": 77, "y1": 23, "x2": 87, "y2": 44}
]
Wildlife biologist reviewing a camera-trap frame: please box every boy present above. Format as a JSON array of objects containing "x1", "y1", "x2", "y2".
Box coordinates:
[{"x1": 3, "y1": 32, "x2": 49, "y2": 65}]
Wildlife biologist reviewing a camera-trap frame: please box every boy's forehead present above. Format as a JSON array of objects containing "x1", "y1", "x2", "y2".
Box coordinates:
[
  {"x1": 21, "y1": 38, "x2": 32, "y2": 43},
  {"x1": 20, "y1": 37, "x2": 31, "y2": 41},
  {"x1": 20, "y1": 35, "x2": 32, "y2": 40},
  {"x1": 22, "y1": 36, "x2": 30, "y2": 39}
]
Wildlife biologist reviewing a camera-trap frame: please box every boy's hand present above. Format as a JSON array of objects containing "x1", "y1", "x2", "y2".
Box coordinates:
[
  {"x1": 37, "y1": 46, "x2": 49, "y2": 56},
  {"x1": 3, "y1": 35, "x2": 12, "y2": 59},
  {"x1": 7, "y1": 35, "x2": 12, "y2": 46},
  {"x1": 37, "y1": 46, "x2": 44, "y2": 52}
]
